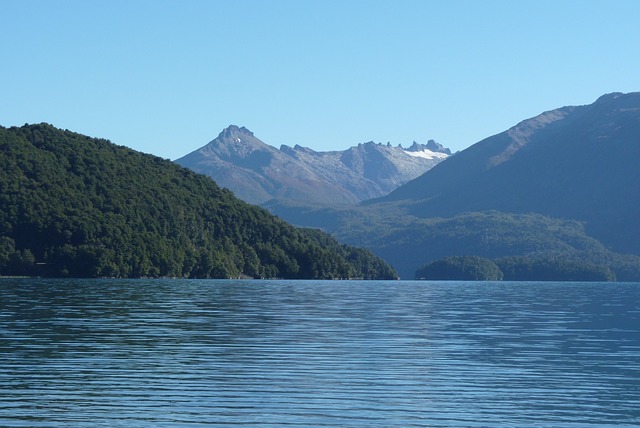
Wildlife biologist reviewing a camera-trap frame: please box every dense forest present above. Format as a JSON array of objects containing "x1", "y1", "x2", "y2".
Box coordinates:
[
  {"x1": 393, "y1": 212, "x2": 640, "y2": 281},
  {"x1": 268, "y1": 201, "x2": 640, "y2": 280},
  {"x1": 0, "y1": 124, "x2": 397, "y2": 279},
  {"x1": 416, "y1": 255, "x2": 616, "y2": 282},
  {"x1": 416, "y1": 256, "x2": 504, "y2": 281}
]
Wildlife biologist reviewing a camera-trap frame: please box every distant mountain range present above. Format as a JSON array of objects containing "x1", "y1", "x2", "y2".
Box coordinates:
[
  {"x1": 175, "y1": 125, "x2": 450, "y2": 205},
  {"x1": 7, "y1": 93, "x2": 635, "y2": 280},
  {"x1": 263, "y1": 92, "x2": 640, "y2": 279}
]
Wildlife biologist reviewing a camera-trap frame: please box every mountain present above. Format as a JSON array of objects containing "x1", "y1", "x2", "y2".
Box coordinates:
[
  {"x1": 0, "y1": 123, "x2": 397, "y2": 279},
  {"x1": 376, "y1": 92, "x2": 640, "y2": 255},
  {"x1": 265, "y1": 93, "x2": 640, "y2": 279},
  {"x1": 175, "y1": 125, "x2": 450, "y2": 205}
]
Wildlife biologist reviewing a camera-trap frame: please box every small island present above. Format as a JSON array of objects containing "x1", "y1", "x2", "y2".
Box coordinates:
[{"x1": 416, "y1": 255, "x2": 615, "y2": 282}]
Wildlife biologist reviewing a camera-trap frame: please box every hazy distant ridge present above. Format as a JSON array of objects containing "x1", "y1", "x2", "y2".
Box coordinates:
[{"x1": 175, "y1": 126, "x2": 450, "y2": 205}]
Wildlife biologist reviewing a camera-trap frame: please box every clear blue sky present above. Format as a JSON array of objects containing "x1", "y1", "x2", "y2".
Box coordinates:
[{"x1": 1, "y1": 0, "x2": 639, "y2": 159}]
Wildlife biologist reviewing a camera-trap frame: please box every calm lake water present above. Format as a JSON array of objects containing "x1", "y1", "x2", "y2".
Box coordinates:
[{"x1": 1, "y1": 279, "x2": 639, "y2": 427}]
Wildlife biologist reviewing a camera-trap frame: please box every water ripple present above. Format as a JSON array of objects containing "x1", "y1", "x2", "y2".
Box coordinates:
[{"x1": 1, "y1": 279, "x2": 639, "y2": 427}]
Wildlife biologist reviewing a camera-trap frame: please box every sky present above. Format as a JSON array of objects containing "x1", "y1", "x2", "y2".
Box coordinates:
[{"x1": 1, "y1": 0, "x2": 639, "y2": 160}]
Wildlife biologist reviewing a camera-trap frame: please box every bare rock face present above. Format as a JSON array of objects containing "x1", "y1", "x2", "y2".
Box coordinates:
[{"x1": 175, "y1": 126, "x2": 450, "y2": 205}]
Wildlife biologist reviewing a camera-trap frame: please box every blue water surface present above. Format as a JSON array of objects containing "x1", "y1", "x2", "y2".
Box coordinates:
[{"x1": 1, "y1": 279, "x2": 639, "y2": 427}]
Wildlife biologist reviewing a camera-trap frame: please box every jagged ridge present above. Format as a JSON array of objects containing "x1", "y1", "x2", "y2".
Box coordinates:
[{"x1": 175, "y1": 126, "x2": 450, "y2": 205}]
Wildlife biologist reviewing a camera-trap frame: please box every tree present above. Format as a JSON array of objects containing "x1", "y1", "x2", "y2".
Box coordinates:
[
  {"x1": 0, "y1": 123, "x2": 398, "y2": 280},
  {"x1": 416, "y1": 256, "x2": 503, "y2": 281}
]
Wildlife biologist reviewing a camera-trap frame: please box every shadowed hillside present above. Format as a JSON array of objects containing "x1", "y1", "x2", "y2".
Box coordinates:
[
  {"x1": 376, "y1": 92, "x2": 640, "y2": 255},
  {"x1": 265, "y1": 93, "x2": 640, "y2": 280}
]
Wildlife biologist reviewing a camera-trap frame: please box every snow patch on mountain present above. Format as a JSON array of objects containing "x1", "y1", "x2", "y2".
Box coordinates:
[{"x1": 404, "y1": 149, "x2": 450, "y2": 160}]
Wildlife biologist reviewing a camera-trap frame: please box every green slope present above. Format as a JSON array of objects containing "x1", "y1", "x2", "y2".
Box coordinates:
[
  {"x1": 265, "y1": 200, "x2": 640, "y2": 281},
  {"x1": 0, "y1": 124, "x2": 396, "y2": 279}
]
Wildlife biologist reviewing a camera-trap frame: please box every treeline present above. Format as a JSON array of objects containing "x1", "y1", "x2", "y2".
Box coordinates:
[
  {"x1": 316, "y1": 208, "x2": 640, "y2": 281},
  {"x1": 0, "y1": 124, "x2": 397, "y2": 279},
  {"x1": 415, "y1": 256, "x2": 504, "y2": 281},
  {"x1": 416, "y1": 255, "x2": 619, "y2": 282}
]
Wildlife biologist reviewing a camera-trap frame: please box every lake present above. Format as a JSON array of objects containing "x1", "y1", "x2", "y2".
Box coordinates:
[{"x1": 1, "y1": 279, "x2": 639, "y2": 427}]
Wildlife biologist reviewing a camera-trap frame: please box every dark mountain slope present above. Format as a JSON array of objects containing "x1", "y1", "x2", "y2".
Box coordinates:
[
  {"x1": 0, "y1": 123, "x2": 396, "y2": 279},
  {"x1": 375, "y1": 92, "x2": 640, "y2": 254},
  {"x1": 265, "y1": 93, "x2": 640, "y2": 279}
]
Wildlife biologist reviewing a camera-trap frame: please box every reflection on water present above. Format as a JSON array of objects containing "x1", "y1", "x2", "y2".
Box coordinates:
[{"x1": 1, "y1": 279, "x2": 639, "y2": 427}]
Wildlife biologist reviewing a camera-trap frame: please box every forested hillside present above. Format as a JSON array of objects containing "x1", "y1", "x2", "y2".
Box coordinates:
[
  {"x1": 271, "y1": 205, "x2": 640, "y2": 280},
  {"x1": 0, "y1": 124, "x2": 397, "y2": 279},
  {"x1": 266, "y1": 93, "x2": 640, "y2": 280}
]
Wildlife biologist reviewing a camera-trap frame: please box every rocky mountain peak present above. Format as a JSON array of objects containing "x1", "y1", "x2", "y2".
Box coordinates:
[
  {"x1": 219, "y1": 125, "x2": 255, "y2": 139},
  {"x1": 426, "y1": 139, "x2": 451, "y2": 154},
  {"x1": 176, "y1": 127, "x2": 451, "y2": 205},
  {"x1": 407, "y1": 140, "x2": 451, "y2": 155},
  {"x1": 595, "y1": 92, "x2": 625, "y2": 104},
  {"x1": 196, "y1": 125, "x2": 272, "y2": 162}
]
